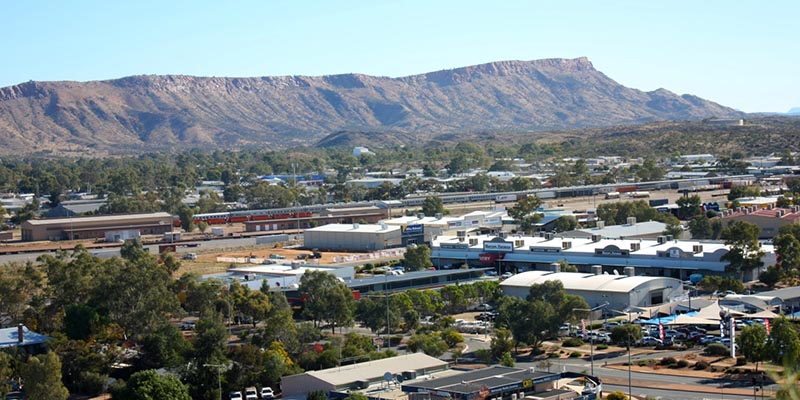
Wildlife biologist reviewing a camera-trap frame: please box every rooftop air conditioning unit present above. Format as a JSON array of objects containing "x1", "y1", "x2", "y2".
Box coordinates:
[
  {"x1": 693, "y1": 244, "x2": 703, "y2": 254},
  {"x1": 469, "y1": 238, "x2": 478, "y2": 246},
  {"x1": 630, "y1": 243, "x2": 640, "y2": 252},
  {"x1": 355, "y1": 380, "x2": 370, "y2": 390},
  {"x1": 596, "y1": 221, "x2": 605, "y2": 229},
  {"x1": 627, "y1": 217, "x2": 637, "y2": 225},
  {"x1": 435, "y1": 213, "x2": 443, "y2": 220},
  {"x1": 457, "y1": 230, "x2": 466, "y2": 238},
  {"x1": 666, "y1": 235, "x2": 673, "y2": 241},
  {"x1": 514, "y1": 239, "x2": 524, "y2": 248},
  {"x1": 657, "y1": 236, "x2": 667, "y2": 244},
  {"x1": 591, "y1": 234, "x2": 601, "y2": 242},
  {"x1": 417, "y1": 213, "x2": 425, "y2": 219},
  {"x1": 562, "y1": 241, "x2": 572, "y2": 250},
  {"x1": 545, "y1": 232, "x2": 554, "y2": 240}
]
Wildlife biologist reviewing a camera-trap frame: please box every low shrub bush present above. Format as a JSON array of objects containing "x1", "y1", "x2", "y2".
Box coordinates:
[
  {"x1": 569, "y1": 351, "x2": 583, "y2": 358},
  {"x1": 704, "y1": 343, "x2": 729, "y2": 356},
  {"x1": 596, "y1": 344, "x2": 609, "y2": 350},
  {"x1": 694, "y1": 360, "x2": 710, "y2": 370},
  {"x1": 736, "y1": 357, "x2": 747, "y2": 366},
  {"x1": 659, "y1": 356, "x2": 677, "y2": 366},
  {"x1": 562, "y1": 338, "x2": 584, "y2": 347},
  {"x1": 676, "y1": 359, "x2": 689, "y2": 368}
]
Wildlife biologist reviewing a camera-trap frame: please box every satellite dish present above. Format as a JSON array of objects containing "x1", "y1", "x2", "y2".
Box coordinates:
[{"x1": 384, "y1": 372, "x2": 393, "y2": 382}]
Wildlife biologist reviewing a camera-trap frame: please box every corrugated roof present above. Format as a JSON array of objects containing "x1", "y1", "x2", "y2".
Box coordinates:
[
  {"x1": 24, "y1": 212, "x2": 172, "y2": 226},
  {"x1": 0, "y1": 325, "x2": 52, "y2": 348},
  {"x1": 500, "y1": 270, "x2": 679, "y2": 293},
  {"x1": 304, "y1": 353, "x2": 447, "y2": 386},
  {"x1": 306, "y1": 223, "x2": 400, "y2": 233}
]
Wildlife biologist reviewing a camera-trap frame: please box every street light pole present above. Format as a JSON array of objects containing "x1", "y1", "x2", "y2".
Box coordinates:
[
  {"x1": 573, "y1": 302, "x2": 608, "y2": 377},
  {"x1": 204, "y1": 363, "x2": 226, "y2": 400}
]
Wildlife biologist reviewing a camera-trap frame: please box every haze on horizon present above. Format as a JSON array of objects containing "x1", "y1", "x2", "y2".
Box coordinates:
[{"x1": 2, "y1": 0, "x2": 797, "y2": 113}]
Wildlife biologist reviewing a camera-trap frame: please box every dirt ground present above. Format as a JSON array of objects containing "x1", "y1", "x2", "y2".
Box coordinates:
[{"x1": 176, "y1": 246, "x2": 366, "y2": 276}]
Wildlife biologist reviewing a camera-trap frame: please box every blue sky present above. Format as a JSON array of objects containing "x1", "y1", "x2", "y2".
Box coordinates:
[{"x1": 2, "y1": 1, "x2": 797, "y2": 112}]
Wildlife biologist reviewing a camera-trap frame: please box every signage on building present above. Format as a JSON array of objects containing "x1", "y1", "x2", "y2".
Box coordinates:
[
  {"x1": 402, "y1": 224, "x2": 424, "y2": 236},
  {"x1": 483, "y1": 241, "x2": 513, "y2": 253},
  {"x1": 479, "y1": 253, "x2": 505, "y2": 264},
  {"x1": 448, "y1": 221, "x2": 464, "y2": 229},
  {"x1": 594, "y1": 246, "x2": 630, "y2": 257},
  {"x1": 441, "y1": 242, "x2": 469, "y2": 249},
  {"x1": 530, "y1": 246, "x2": 561, "y2": 253}
]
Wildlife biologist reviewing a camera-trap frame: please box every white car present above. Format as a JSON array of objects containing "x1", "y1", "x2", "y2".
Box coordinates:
[
  {"x1": 261, "y1": 387, "x2": 274, "y2": 399},
  {"x1": 230, "y1": 392, "x2": 243, "y2": 400},
  {"x1": 245, "y1": 387, "x2": 258, "y2": 400},
  {"x1": 475, "y1": 303, "x2": 494, "y2": 311}
]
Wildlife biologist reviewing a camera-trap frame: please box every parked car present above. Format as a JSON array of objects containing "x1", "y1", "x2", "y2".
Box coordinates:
[
  {"x1": 501, "y1": 272, "x2": 514, "y2": 279},
  {"x1": 261, "y1": 387, "x2": 274, "y2": 399},
  {"x1": 179, "y1": 321, "x2": 196, "y2": 331},
  {"x1": 230, "y1": 392, "x2": 243, "y2": 400},
  {"x1": 182, "y1": 253, "x2": 198, "y2": 260},
  {"x1": 475, "y1": 304, "x2": 494, "y2": 311},
  {"x1": 269, "y1": 254, "x2": 286, "y2": 260},
  {"x1": 245, "y1": 387, "x2": 258, "y2": 400},
  {"x1": 639, "y1": 336, "x2": 663, "y2": 346},
  {"x1": 603, "y1": 321, "x2": 620, "y2": 330},
  {"x1": 699, "y1": 335, "x2": 718, "y2": 345}
]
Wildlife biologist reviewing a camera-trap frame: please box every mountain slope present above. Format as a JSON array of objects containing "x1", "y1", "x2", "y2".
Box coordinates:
[{"x1": 0, "y1": 57, "x2": 741, "y2": 155}]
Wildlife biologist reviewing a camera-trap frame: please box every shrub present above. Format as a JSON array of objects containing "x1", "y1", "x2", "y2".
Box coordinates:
[
  {"x1": 736, "y1": 356, "x2": 747, "y2": 366},
  {"x1": 562, "y1": 338, "x2": 584, "y2": 347},
  {"x1": 704, "y1": 343, "x2": 729, "y2": 356},
  {"x1": 569, "y1": 351, "x2": 583, "y2": 358},
  {"x1": 676, "y1": 359, "x2": 689, "y2": 368},
  {"x1": 596, "y1": 344, "x2": 609, "y2": 350},
  {"x1": 659, "y1": 356, "x2": 677, "y2": 366},
  {"x1": 548, "y1": 353, "x2": 560, "y2": 358},
  {"x1": 637, "y1": 359, "x2": 648, "y2": 367},
  {"x1": 694, "y1": 360, "x2": 710, "y2": 370},
  {"x1": 606, "y1": 391, "x2": 628, "y2": 400}
]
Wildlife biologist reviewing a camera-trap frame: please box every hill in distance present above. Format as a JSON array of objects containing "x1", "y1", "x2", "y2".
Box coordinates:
[{"x1": 0, "y1": 57, "x2": 742, "y2": 156}]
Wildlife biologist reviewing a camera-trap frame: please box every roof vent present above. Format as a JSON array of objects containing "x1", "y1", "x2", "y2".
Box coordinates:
[
  {"x1": 596, "y1": 221, "x2": 605, "y2": 229},
  {"x1": 626, "y1": 217, "x2": 637, "y2": 225},
  {"x1": 353, "y1": 223, "x2": 360, "y2": 229}
]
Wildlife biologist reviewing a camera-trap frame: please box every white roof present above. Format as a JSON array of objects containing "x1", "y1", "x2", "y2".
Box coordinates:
[
  {"x1": 305, "y1": 223, "x2": 400, "y2": 233},
  {"x1": 300, "y1": 353, "x2": 447, "y2": 386},
  {"x1": 569, "y1": 221, "x2": 667, "y2": 239},
  {"x1": 383, "y1": 215, "x2": 461, "y2": 227},
  {"x1": 500, "y1": 270, "x2": 678, "y2": 293}
]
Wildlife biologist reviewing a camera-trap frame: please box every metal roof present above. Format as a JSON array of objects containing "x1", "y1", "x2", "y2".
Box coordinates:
[
  {"x1": 0, "y1": 325, "x2": 52, "y2": 348},
  {"x1": 24, "y1": 212, "x2": 172, "y2": 226},
  {"x1": 500, "y1": 270, "x2": 680, "y2": 293},
  {"x1": 305, "y1": 223, "x2": 400, "y2": 234},
  {"x1": 301, "y1": 353, "x2": 447, "y2": 386}
]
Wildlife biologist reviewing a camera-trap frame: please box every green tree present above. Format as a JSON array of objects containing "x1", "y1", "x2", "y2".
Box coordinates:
[
  {"x1": 406, "y1": 333, "x2": 448, "y2": 357},
  {"x1": 676, "y1": 195, "x2": 703, "y2": 219},
  {"x1": 299, "y1": 270, "x2": 355, "y2": 332},
  {"x1": 112, "y1": 369, "x2": 191, "y2": 400},
  {"x1": 440, "y1": 328, "x2": 464, "y2": 348},
  {"x1": 0, "y1": 352, "x2": 14, "y2": 400},
  {"x1": 774, "y1": 223, "x2": 800, "y2": 279},
  {"x1": 183, "y1": 310, "x2": 229, "y2": 400},
  {"x1": 767, "y1": 317, "x2": 800, "y2": 366},
  {"x1": 507, "y1": 196, "x2": 543, "y2": 233},
  {"x1": 721, "y1": 221, "x2": 764, "y2": 279},
  {"x1": 728, "y1": 185, "x2": 761, "y2": 201},
  {"x1": 553, "y1": 215, "x2": 578, "y2": 233},
  {"x1": 421, "y1": 196, "x2": 445, "y2": 217},
  {"x1": 177, "y1": 205, "x2": 195, "y2": 232},
  {"x1": 21, "y1": 352, "x2": 69, "y2": 400},
  {"x1": 610, "y1": 324, "x2": 643, "y2": 348},
  {"x1": 490, "y1": 328, "x2": 514, "y2": 359},
  {"x1": 499, "y1": 351, "x2": 515, "y2": 367},
  {"x1": 403, "y1": 244, "x2": 432, "y2": 271},
  {"x1": 606, "y1": 391, "x2": 628, "y2": 400},
  {"x1": 739, "y1": 324, "x2": 769, "y2": 372}
]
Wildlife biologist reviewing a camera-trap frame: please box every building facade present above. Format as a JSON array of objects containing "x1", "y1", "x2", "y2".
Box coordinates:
[{"x1": 21, "y1": 212, "x2": 174, "y2": 241}]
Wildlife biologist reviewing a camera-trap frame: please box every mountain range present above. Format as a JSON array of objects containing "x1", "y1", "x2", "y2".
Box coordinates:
[{"x1": 0, "y1": 57, "x2": 742, "y2": 156}]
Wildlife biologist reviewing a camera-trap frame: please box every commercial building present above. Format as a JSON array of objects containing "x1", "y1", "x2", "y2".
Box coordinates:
[
  {"x1": 500, "y1": 270, "x2": 684, "y2": 311},
  {"x1": 21, "y1": 212, "x2": 174, "y2": 242},
  {"x1": 401, "y1": 365, "x2": 599, "y2": 400},
  {"x1": 281, "y1": 353, "x2": 449, "y2": 399},
  {"x1": 720, "y1": 205, "x2": 800, "y2": 239},
  {"x1": 244, "y1": 206, "x2": 389, "y2": 233},
  {"x1": 430, "y1": 233, "x2": 776, "y2": 281},
  {"x1": 304, "y1": 223, "x2": 401, "y2": 251}
]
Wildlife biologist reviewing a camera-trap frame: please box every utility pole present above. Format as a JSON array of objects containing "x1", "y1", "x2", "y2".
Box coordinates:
[{"x1": 204, "y1": 363, "x2": 227, "y2": 400}]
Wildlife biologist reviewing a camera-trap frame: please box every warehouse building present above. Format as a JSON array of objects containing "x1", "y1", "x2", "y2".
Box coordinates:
[
  {"x1": 304, "y1": 223, "x2": 401, "y2": 251},
  {"x1": 21, "y1": 212, "x2": 174, "y2": 242},
  {"x1": 720, "y1": 205, "x2": 800, "y2": 239},
  {"x1": 500, "y1": 270, "x2": 684, "y2": 311},
  {"x1": 281, "y1": 353, "x2": 449, "y2": 399},
  {"x1": 430, "y1": 233, "x2": 776, "y2": 281}
]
